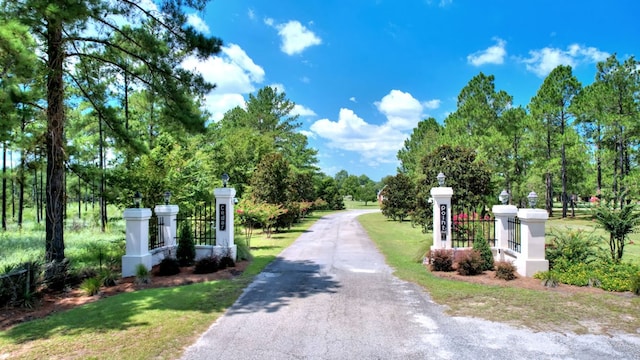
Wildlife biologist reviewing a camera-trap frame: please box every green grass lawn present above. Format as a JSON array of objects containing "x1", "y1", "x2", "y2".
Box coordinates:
[
  {"x1": 0, "y1": 210, "x2": 331, "y2": 359},
  {"x1": 343, "y1": 199, "x2": 380, "y2": 210},
  {"x1": 357, "y1": 212, "x2": 640, "y2": 335}
]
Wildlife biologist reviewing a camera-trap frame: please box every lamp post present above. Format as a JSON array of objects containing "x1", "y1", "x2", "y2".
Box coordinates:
[
  {"x1": 163, "y1": 191, "x2": 171, "y2": 205},
  {"x1": 133, "y1": 191, "x2": 142, "y2": 208},
  {"x1": 221, "y1": 173, "x2": 230, "y2": 188},
  {"x1": 527, "y1": 191, "x2": 538, "y2": 208},
  {"x1": 499, "y1": 189, "x2": 509, "y2": 205},
  {"x1": 437, "y1": 172, "x2": 446, "y2": 187}
]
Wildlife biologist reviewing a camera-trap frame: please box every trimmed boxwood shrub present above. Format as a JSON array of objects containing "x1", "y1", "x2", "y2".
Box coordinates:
[
  {"x1": 177, "y1": 222, "x2": 196, "y2": 266},
  {"x1": 194, "y1": 256, "x2": 220, "y2": 274},
  {"x1": 158, "y1": 257, "x2": 181, "y2": 276}
]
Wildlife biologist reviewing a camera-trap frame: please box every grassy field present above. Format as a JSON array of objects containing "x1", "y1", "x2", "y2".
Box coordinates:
[
  {"x1": 358, "y1": 212, "x2": 640, "y2": 335},
  {"x1": 0, "y1": 210, "x2": 330, "y2": 359},
  {"x1": 343, "y1": 199, "x2": 380, "y2": 210}
]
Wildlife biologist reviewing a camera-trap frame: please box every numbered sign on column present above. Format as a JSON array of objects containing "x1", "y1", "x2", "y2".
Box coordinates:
[{"x1": 219, "y1": 204, "x2": 226, "y2": 231}]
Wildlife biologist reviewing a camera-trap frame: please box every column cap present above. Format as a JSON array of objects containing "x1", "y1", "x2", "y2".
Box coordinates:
[
  {"x1": 517, "y1": 208, "x2": 549, "y2": 221},
  {"x1": 430, "y1": 187, "x2": 453, "y2": 197},
  {"x1": 492, "y1": 204, "x2": 518, "y2": 216},
  {"x1": 214, "y1": 187, "x2": 236, "y2": 198},
  {"x1": 123, "y1": 208, "x2": 152, "y2": 220},
  {"x1": 154, "y1": 204, "x2": 179, "y2": 216}
]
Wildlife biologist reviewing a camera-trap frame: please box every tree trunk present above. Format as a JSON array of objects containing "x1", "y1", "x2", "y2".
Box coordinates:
[
  {"x1": 45, "y1": 17, "x2": 66, "y2": 263},
  {"x1": 2, "y1": 141, "x2": 7, "y2": 230}
]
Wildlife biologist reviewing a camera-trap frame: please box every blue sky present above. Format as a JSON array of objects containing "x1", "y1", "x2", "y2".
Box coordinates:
[{"x1": 180, "y1": 0, "x2": 640, "y2": 182}]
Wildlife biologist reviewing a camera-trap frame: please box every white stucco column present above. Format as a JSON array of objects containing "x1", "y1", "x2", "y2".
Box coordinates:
[
  {"x1": 515, "y1": 208, "x2": 549, "y2": 277},
  {"x1": 214, "y1": 187, "x2": 237, "y2": 260},
  {"x1": 492, "y1": 204, "x2": 518, "y2": 258},
  {"x1": 154, "y1": 204, "x2": 179, "y2": 248},
  {"x1": 430, "y1": 186, "x2": 453, "y2": 251},
  {"x1": 122, "y1": 208, "x2": 152, "y2": 277}
]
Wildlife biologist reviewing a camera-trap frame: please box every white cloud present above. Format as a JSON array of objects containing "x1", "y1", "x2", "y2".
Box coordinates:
[
  {"x1": 292, "y1": 104, "x2": 317, "y2": 117},
  {"x1": 467, "y1": 38, "x2": 507, "y2": 66},
  {"x1": 310, "y1": 109, "x2": 406, "y2": 166},
  {"x1": 186, "y1": 13, "x2": 210, "y2": 34},
  {"x1": 269, "y1": 83, "x2": 286, "y2": 93},
  {"x1": 522, "y1": 44, "x2": 610, "y2": 77},
  {"x1": 248, "y1": 9, "x2": 256, "y2": 20},
  {"x1": 375, "y1": 90, "x2": 425, "y2": 130},
  {"x1": 423, "y1": 99, "x2": 441, "y2": 110},
  {"x1": 267, "y1": 20, "x2": 322, "y2": 55},
  {"x1": 308, "y1": 90, "x2": 438, "y2": 166},
  {"x1": 349, "y1": 97, "x2": 357, "y2": 103},
  {"x1": 299, "y1": 130, "x2": 316, "y2": 139},
  {"x1": 181, "y1": 43, "x2": 265, "y2": 120}
]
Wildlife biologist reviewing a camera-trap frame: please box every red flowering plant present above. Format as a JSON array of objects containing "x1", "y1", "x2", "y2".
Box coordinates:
[{"x1": 452, "y1": 211, "x2": 493, "y2": 247}]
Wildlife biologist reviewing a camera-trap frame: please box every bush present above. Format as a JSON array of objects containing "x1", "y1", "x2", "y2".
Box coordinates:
[
  {"x1": 43, "y1": 258, "x2": 71, "y2": 291},
  {"x1": 429, "y1": 249, "x2": 454, "y2": 272},
  {"x1": 535, "y1": 271, "x2": 559, "y2": 288},
  {"x1": 455, "y1": 250, "x2": 484, "y2": 276},
  {"x1": 544, "y1": 260, "x2": 640, "y2": 291},
  {"x1": 494, "y1": 261, "x2": 517, "y2": 281},
  {"x1": 80, "y1": 277, "x2": 102, "y2": 296},
  {"x1": 472, "y1": 232, "x2": 494, "y2": 271},
  {"x1": 177, "y1": 221, "x2": 196, "y2": 266},
  {"x1": 236, "y1": 240, "x2": 253, "y2": 262},
  {"x1": 99, "y1": 268, "x2": 118, "y2": 287},
  {"x1": 630, "y1": 271, "x2": 640, "y2": 296},
  {"x1": 194, "y1": 256, "x2": 220, "y2": 274},
  {"x1": 0, "y1": 260, "x2": 42, "y2": 308},
  {"x1": 219, "y1": 255, "x2": 235, "y2": 269},
  {"x1": 158, "y1": 257, "x2": 181, "y2": 276},
  {"x1": 135, "y1": 264, "x2": 151, "y2": 285},
  {"x1": 546, "y1": 230, "x2": 603, "y2": 270}
]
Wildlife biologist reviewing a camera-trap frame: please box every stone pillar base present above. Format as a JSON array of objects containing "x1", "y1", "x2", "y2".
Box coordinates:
[
  {"x1": 195, "y1": 245, "x2": 238, "y2": 261},
  {"x1": 515, "y1": 258, "x2": 549, "y2": 277},
  {"x1": 122, "y1": 254, "x2": 152, "y2": 278}
]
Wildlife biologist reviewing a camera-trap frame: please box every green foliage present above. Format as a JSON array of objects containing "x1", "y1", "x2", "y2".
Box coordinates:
[
  {"x1": 545, "y1": 261, "x2": 640, "y2": 292},
  {"x1": 494, "y1": 261, "x2": 517, "y2": 281},
  {"x1": 158, "y1": 257, "x2": 181, "y2": 276},
  {"x1": 472, "y1": 232, "x2": 494, "y2": 271},
  {"x1": 177, "y1": 222, "x2": 196, "y2": 266},
  {"x1": 80, "y1": 277, "x2": 102, "y2": 296},
  {"x1": 0, "y1": 260, "x2": 42, "y2": 308},
  {"x1": 380, "y1": 173, "x2": 415, "y2": 222},
  {"x1": 630, "y1": 271, "x2": 640, "y2": 296},
  {"x1": 429, "y1": 249, "x2": 454, "y2": 272},
  {"x1": 193, "y1": 256, "x2": 220, "y2": 274},
  {"x1": 98, "y1": 268, "x2": 118, "y2": 287},
  {"x1": 455, "y1": 249, "x2": 484, "y2": 276},
  {"x1": 593, "y1": 202, "x2": 639, "y2": 262},
  {"x1": 134, "y1": 264, "x2": 151, "y2": 285},
  {"x1": 546, "y1": 229, "x2": 604, "y2": 269},
  {"x1": 534, "y1": 271, "x2": 559, "y2": 288}
]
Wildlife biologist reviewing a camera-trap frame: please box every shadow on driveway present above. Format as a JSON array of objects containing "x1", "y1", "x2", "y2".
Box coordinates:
[{"x1": 226, "y1": 258, "x2": 340, "y2": 315}]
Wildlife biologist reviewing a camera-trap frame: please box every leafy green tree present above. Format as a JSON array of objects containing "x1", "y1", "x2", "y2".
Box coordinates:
[
  {"x1": 250, "y1": 152, "x2": 292, "y2": 206},
  {"x1": 593, "y1": 202, "x2": 639, "y2": 262},
  {"x1": 4, "y1": 0, "x2": 223, "y2": 266},
  {"x1": 381, "y1": 173, "x2": 414, "y2": 222},
  {"x1": 356, "y1": 181, "x2": 378, "y2": 206},
  {"x1": 315, "y1": 175, "x2": 345, "y2": 210},
  {"x1": 397, "y1": 117, "x2": 442, "y2": 177},
  {"x1": 529, "y1": 65, "x2": 582, "y2": 217},
  {"x1": 413, "y1": 145, "x2": 493, "y2": 232}
]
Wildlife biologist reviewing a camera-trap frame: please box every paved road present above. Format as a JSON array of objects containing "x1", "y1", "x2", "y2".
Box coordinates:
[{"x1": 181, "y1": 210, "x2": 640, "y2": 360}]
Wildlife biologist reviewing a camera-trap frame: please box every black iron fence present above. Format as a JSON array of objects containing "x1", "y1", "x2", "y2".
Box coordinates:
[
  {"x1": 507, "y1": 216, "x2": 521, "y2": 253},
  {"x1": 451, "y1": 208, "x2": 496, "y2": 248},
  {"x1": 176, "y1": 202, "x2": 216, "y2": 246},
  {"x1": 148, "y1": 215, "x2": 165, "y2": 250}
]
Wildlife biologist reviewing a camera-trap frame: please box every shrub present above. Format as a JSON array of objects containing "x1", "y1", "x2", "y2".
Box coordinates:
[
  {"x1": 535, "y1": 271, "x2": 559, "y2": 288},
  {"x1": 455, "y1": 250, "x2": 484, "y2": 276},
  {"x1": 546, "y1": 229, "x2": 603, "y2": 270},
  {"x1": 194, "y1": 256, "x2": 220, "y2": 274},
  {"x1": 176, "y1": 221, "x2": 196, "y2": 266},
  {"x1": 0, "y1": 260, "x2": 42, "y2": 308},
  {"x1": 158, "y1": 257, "x2": 181, "y2": 276},
  {"x1": 429, "y1": 249, "x2": 454, "y2": 272},
  {"x1": 220, "y1": 255, "x2": 235, "y2": 269},
  {"x1": 80, "y1": 277, "x2": 102, "y2": 296},
  {"x1": 630, "y1": 271, "x2": 640, "y2": 296},
  {"x1": 472, "y1": 232, "x2": 494, "y2": 271},
  {"x1": 236, "y1": 240, "x2": 253, "y2": 262},
  {"x1": 99, "y1": 268, "x2": 118, "y2": 287},
  {"x1": 135, "y1": 264, "x2": 151, "y2": 285},
  {"x1": 494, "y1": 261, "x2": 517, "y2": 281},
  {"x1": 43, "y1": 258, "x2": 71, "y2": 291}
]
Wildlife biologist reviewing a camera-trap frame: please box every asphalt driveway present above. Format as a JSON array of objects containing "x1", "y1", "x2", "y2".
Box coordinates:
[{"x1": 181, "y1": 210, "x2": 640, "y2": 360}]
